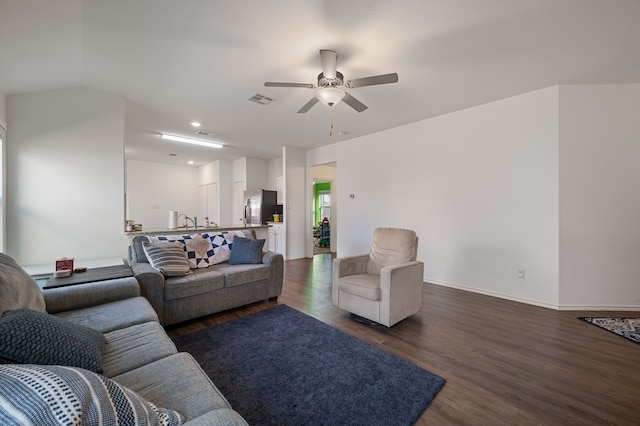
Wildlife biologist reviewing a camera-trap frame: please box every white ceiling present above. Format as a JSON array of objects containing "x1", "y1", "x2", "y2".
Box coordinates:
[{"x1": 2, "y1": 0, "x2": 640, "y2": 166}]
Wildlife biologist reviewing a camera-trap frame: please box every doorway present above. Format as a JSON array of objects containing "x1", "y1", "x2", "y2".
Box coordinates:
[
  {"x1": 313, "y1": 182, "x2": 331, "y2": 255},
  {"x1": 310, "y1": 162, "x2": 336, "y2": 256}
]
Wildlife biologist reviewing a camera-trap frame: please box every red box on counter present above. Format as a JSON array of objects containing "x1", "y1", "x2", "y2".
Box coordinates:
[{"x1": 55, "y1": 258, "x2": 74, "y2": 274}]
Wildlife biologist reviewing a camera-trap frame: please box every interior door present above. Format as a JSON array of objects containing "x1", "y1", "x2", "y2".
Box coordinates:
[{"x1": 232, "y1": 181, "x2": 245, "y2": 226}]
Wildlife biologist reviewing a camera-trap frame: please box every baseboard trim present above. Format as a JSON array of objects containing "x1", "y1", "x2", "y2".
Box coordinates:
[
  {"x1": 426, "y1": 279, "x2": 640, "y2": 312},
  {"x1": 557, "y1": 304, "x2": 640, "y2": 312},
  {"x1": 426, "y1": 279, "x2": 559, "y2": 310}
]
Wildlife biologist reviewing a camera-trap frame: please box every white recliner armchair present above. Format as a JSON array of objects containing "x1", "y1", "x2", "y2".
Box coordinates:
[{"x1": 332, "y1": 227, "x2": 424, "y2": 327}]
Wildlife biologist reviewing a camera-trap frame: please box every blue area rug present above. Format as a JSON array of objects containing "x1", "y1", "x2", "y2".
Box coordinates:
[
  {"x1": 579, "y1": 317, "x2": 640, "y2": 345},
  {"x1": 173, "y1": 305, "x2": 446, "y2": 425}
]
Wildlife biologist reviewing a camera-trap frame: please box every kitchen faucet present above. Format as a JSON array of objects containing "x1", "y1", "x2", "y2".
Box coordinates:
[{"x1": 179, "y1": 214, "x2": 196, "y2": 229}]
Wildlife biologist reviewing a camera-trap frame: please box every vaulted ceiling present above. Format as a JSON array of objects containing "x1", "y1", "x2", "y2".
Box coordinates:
[{"x1": 2, "y1": 0, "x2": 640, "y2": 166}]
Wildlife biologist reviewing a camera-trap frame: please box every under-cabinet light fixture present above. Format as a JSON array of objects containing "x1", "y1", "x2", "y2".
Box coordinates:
[{"x1": 160, "y1": 133, "x2": 223, "y2": 149}]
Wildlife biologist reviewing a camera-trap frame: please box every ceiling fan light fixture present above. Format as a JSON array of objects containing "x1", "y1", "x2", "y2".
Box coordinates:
[
  {"x1": 160, "y1": 133, "x2": 223, "y2": 149},
  {"x1": 316, "y1": 87, "x2": 345, "y2": 107}
]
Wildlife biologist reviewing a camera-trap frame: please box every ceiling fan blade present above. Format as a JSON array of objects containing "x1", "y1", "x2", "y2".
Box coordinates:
[
  {"x1": 346, "y1": 73, "x2": 398, "y2": 88},
  {"x1": 297, "y1": 97, "x2": 319, "y2": 114},
  {"x1": 265, "y1": 82, "x2": 315, "y2": 88},
  {"x1": 319, "y1": 49, "x2": 337, "y2": 80},
  {"x1": 342, "y1": 92, "x2": 368, "y2": 113}
]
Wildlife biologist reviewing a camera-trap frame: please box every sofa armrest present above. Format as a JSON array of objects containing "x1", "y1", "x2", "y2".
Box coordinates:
[
  {"x1": 130, "y1": 262, "x2": 166, "y2": 323},
  {"x1": 333, "y1": 254, "x2": 369, "y2": 279},
  {"x1": 43, "y1": 277, "x2": 141, "y2": 314},
  {"x1": 261, "y1": 251, "x2": 284, "y2": 298}
]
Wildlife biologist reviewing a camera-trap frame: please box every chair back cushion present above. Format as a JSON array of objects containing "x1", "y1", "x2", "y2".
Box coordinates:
[
  {"x1": 367, "y1": 228, "x2": 418, "y2": 275},
  {"x1": 0, "y1": 253, "x2": 46, "y2": 317}
]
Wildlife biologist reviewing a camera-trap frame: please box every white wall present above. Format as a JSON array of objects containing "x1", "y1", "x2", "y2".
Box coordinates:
[
  {"x1": 126, "y1": 159, "x2": 198, "y2": 230},
  {"x1": 559, "y1": 84, "x2": 640, "y2": 309},
  {"x1": 0, "y1": 90, "x2": 5, "y2": 128},
  {"x1": 245, "y1": 157, "x2": 268, "y2": 192},
  {"x1": 310, "y1": 84, "x2": 640, "y2": 310},
  {"x1": 0, "y1": 90, "x2": 6, "y2": 252},
  {"x1": 7, "y1": 88, "x2": 126, "y2": 265},
  {"x1": 310, "y1": 87, "x2": 562, "y2": 308},
  {"x1": 344, "y1": 87, "x2": 561, "y2": 307},
  {"x1": 218, "y1": 160, "x2": 233, "y2": 226},
  {"x1": 284, "y1": 146, "x2": 307, "y2": 260}
]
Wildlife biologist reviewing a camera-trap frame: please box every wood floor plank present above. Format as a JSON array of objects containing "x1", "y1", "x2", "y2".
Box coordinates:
[{"x1": 166, "y1": 254, "x2": 640, "y2": 425}]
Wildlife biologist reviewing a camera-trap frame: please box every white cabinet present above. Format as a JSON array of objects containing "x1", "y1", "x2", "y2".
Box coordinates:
[{"x1": 267, "y1": 222, "x2": 286, "y2": 256}]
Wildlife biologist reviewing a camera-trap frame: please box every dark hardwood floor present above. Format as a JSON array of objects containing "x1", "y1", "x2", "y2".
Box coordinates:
[{"x1": 166, "y1": 254, "x2": 640, "y2": 425}]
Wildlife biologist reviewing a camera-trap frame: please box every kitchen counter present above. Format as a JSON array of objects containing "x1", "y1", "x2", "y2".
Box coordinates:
[{"x1": 123, "y1": 224, "x2": 268, "y2": 237}]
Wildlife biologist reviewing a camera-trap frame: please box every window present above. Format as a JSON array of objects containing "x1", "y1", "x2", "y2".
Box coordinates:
[{"x1": 319, "y1": 191, "x2": 331, "y2": 221}]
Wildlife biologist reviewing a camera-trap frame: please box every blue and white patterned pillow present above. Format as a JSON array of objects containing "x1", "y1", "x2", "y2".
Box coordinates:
[
  {"x1": 203, "y1": 231, "x2": 249, "y2": 265},
  {"x1": 147, "y1": 234, "x2": 213, "y2": 269},
  {"x1": 0, "y1": 364, "x2": 184, "y2": 426}
]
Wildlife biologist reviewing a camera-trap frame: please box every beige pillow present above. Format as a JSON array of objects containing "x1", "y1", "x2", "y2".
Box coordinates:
[
  {"x1": 0, "y1": 253, "x2": 47, "y2": 316},
  {"x1": 366, "y1": 228, "x2": 418, "y2": 275}
]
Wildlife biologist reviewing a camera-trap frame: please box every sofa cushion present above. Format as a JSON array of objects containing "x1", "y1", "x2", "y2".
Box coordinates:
[
  {"x1": 54, "y1": 296, "x2": 159, "y2": 333},
  {"x1": 367, "y1": 228, "x2": 418, "y2": 275},
  {"x1": 148, "y1": 234, "x2": 214, "y2": 269},
  {"x1": 164, "y1": 269, "x2": 225, "y2": 301},
  {"x1": 113, "y1": 353, "x2": 233, "y2": 421},
  {"x1": 214, "y1": 263, "x2": 270, "y2": 288},
  {"x1": 0, "y1": 364, "x2": 184, "y2": 426},
  {"x1": 0, "y1": 253, "x2": 46, "y2": 317},
  {"x1": 143, "y1": 241, "x2": 192, "y2": 276},
  {"x1": 228, "y1": 236, "x2": 265, "y2": 265},
  {"x1": 0, "y1": 308, "x2": 107, "y2": 373},
  {"x1": 102, "y1": 321, "x2": 178, "y2": 378},
  {"x1": 186, "y1": 409, "x2": 249, "y2": 425}
]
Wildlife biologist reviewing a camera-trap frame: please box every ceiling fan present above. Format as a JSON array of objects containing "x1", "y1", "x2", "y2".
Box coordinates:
[{"x1": 264, "y1": 49, "x2": 398, "y2": 114}]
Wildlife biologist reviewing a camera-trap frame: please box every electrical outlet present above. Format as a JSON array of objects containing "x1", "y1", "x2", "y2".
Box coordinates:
[{"x1": 517, "y1": 269, "x2": 525, "y2": 279}]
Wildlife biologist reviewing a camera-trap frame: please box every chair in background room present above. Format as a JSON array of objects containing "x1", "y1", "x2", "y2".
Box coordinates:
[{"x1": 332, "y1": 227, "x2": 424, "y2": 327}]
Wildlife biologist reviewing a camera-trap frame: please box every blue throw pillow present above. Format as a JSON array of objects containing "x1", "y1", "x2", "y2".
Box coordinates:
[{"x1": 228, "y1": 236, "x2": 265, "y2": 264}]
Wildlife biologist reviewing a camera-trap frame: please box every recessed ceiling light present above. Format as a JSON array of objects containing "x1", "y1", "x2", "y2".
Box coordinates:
[
  {"x1": 190, "y1": 121, "x2": 202, "y2": 127},
  {"x1": 188, "y1": 160, "x2": 194, "y2": 165},
  {"x1": 160, "y1": 133, "x2": 223, "y2": 149}
]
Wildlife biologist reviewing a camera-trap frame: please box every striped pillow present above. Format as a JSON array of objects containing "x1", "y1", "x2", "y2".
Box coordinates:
[
  {"x1": 0, "y1": 364, "x2": 184, "y2": 425},
  {"x1": 142, "y1": 242, "x2": 192, "y2": 276}
]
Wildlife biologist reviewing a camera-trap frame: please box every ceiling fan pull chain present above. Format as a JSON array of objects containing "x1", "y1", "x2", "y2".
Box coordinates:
[{"x1": 329, "y1": 108, "x2": 334, "y2": 136}]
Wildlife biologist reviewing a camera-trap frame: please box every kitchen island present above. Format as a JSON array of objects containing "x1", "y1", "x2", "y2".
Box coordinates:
[{"x1": 123, "y1": 224, "x2": 269, "y2": 239}]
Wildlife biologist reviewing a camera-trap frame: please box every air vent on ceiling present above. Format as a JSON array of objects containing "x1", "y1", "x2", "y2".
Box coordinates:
[
  {"x1": 248, "y1": 93, "x2": 274, "y2": 105},
  {"x1": 195, "y1": 130, "x2": 216, "y2": 137}
]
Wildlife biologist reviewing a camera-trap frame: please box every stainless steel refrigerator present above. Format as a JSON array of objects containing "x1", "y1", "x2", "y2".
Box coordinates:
[{"x1": 244, "y1": 189, "x2": 277, "y2": 225}]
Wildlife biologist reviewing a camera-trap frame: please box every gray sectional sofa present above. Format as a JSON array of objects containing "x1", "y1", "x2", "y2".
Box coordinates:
[
  {"x1": 0, "y1": 253, "x2": 248, "y2": 425},
  {"x1": 129, "y1": 229, "x2": 284, "y2": 326}
]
